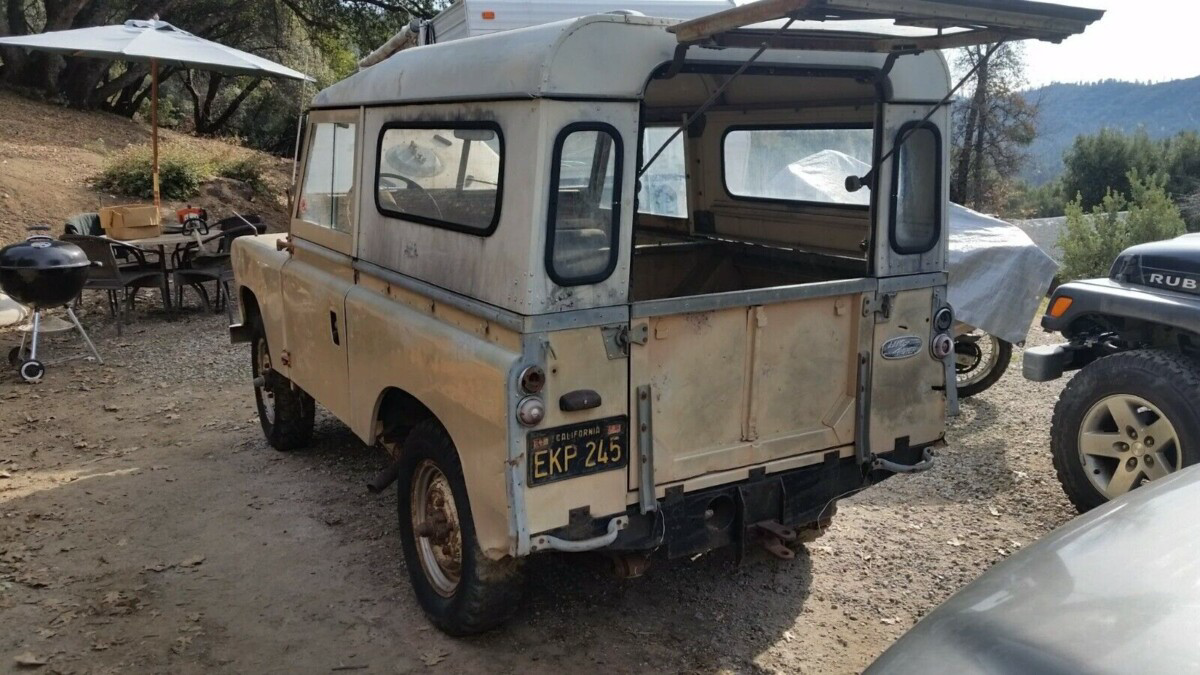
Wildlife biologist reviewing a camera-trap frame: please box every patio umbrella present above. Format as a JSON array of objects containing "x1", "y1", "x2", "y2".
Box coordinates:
[{"x1": 0, "y1": 18, "x2": 311, "y2": 212}]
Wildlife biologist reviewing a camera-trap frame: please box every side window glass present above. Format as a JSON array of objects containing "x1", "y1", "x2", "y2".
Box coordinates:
[
  {"x1": 638, "y1": 127, "x2": 687, "y2": 218},
  {"x1": 547, "y1": 125, "x2": 623, "y2": 285},
  {"x1": 375, "y1": 125, "x2": 503, "y2": 234},
  {"x1": 890, "y1": 124, "x2": 940, "y2": 254},
  {"x1": 298, "y1": 121, "x2": 357, "y2": 233}
]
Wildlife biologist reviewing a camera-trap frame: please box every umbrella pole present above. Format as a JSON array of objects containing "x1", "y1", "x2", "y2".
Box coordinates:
[{"x1": 151, "y1": 58, "x2": 160, "y2": 216}]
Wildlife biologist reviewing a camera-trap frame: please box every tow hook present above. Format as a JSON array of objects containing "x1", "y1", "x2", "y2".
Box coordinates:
[
  {"x1": 872, "y1": 447, "x2": 937, "y2": 474},
  {"x1": 753, "y1": 520, "x2": 798, "y2": 560}
]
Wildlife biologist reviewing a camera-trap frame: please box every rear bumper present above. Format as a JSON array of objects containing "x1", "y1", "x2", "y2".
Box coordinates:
[{"x1": 533, "y1": 443, "x2": 933, "y2": 559}]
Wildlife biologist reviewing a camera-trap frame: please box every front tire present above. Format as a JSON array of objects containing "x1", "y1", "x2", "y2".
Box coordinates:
[
  {"x1": 250, "y1": 315, "x2": 314, "y2": 451},
  {"x1": 397, "y1": 421, "x2": 524, "y2": 635},
  {"x1": 1050, "y1": 350, "x2": 1200, "y2": 513}
]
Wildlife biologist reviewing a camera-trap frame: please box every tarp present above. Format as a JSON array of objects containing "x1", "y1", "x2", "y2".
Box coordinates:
[
  {"x1": 765, "y1": 150, "x2": 1057, "y2": 344},
  {"x1": 947, "y1": 204, "x2": 1058, "y2": 344}
]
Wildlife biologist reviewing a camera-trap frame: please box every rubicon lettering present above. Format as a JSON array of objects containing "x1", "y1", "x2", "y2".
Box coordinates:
[{"x1": 1147, "y1": 272, "x2": 1199, "y2": 292}]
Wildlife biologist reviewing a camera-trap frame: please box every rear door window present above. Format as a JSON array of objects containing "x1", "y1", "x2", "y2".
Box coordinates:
[
  {"x1": 889, "y1": 123, "x2": 941, "y2": 254},
  {"x1": 547, "y1": 124, "x2": 623, "y2": 286}
]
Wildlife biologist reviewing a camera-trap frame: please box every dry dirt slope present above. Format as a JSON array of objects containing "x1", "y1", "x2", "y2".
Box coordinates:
[{"x1": 0, "y1": 90, "x2": 291, "y2": 245}]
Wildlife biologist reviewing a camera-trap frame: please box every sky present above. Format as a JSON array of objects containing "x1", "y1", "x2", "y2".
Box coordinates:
[{"x1": 1021, "y1": 0, "x2": 1200, "y2": 88}]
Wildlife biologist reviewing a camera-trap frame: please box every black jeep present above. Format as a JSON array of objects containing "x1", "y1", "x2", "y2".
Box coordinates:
[{"x1": 1025, "y1": 233, "x2": 1200, "y2": 512}]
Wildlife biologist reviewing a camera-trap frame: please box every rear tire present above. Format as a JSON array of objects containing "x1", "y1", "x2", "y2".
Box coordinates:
[
  {"x1": 397, "y1": 420, "x2": 525, "y2": 635},
  {"x1": 1050, "y1": 350, "x2": 1200, "y2": 513},
  {"x1": 250, "y1": 314, "x2": 314, "y2": 451}
]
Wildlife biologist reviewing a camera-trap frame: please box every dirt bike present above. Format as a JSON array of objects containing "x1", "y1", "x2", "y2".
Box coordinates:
[{"x1": 953, "y1": 323, "x2": 1013, "y2": 398}]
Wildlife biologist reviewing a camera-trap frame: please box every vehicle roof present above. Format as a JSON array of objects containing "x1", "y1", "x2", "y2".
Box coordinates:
[
  {"x1": 311, "y1": 13, "x2": 951, "y2": 108},
  {"x1": 866, "y1": 465, "x2": 1200, "y2": 674}
]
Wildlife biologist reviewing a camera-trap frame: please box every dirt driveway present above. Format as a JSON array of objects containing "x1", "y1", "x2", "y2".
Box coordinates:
[{"x1": 0, "y1": 303, "x2": 1077, "y2": 674}]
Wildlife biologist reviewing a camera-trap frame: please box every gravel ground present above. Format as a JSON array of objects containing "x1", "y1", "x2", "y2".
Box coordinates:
[{"x1": 0, "y1": 297, "x2": 1078, "y2": 674}]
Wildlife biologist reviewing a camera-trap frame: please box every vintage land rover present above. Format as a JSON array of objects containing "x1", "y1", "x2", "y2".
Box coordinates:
[{"x1": 229, "y1": 0, "x2": 1101, "y2": 634}]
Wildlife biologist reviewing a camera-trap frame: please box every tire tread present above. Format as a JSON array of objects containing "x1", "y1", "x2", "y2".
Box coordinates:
[{"x1": 1050, "y1": 349, "x2": 1200, "y2": 513}]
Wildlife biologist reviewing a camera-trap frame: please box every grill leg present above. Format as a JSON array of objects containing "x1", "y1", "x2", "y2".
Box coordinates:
[
  {"x1": 28, "y1": 311, "x2": 40, "y2": 361},
  {"x1": 17, "y1": 322, "x2": 28, "y2": 361},
  {"x1": 65, "y1": 306, "x2": 103, "y2": 366}
]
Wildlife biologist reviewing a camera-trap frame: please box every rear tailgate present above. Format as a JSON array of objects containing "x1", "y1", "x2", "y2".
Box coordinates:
[{"x1": 629, "y1": 279, "x2": 873, "y2": 492}]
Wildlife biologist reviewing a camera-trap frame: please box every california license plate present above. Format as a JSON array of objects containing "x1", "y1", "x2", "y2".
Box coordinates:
[{"x1": 527, "y1": 416, "x2": 629, "y2": 486}]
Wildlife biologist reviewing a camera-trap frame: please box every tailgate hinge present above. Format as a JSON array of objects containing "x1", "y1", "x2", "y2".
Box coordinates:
[
  {"x1": 601, "y1": 323, "x2": 649, "y2": 359},
  {"x1": 863, "y1": 293, "x2": 895, "y2": 323}
]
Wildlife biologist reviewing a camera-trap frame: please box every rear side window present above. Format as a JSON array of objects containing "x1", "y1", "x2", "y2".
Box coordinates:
[
  {"x1": 889, "y1": 123, "x2": 941, "y2": 254},
  {"x1": 299, "y1": 121, "x2": 357, "y2": 232},
  {"x1": 546, "y1": 123, "x2": 623, "y2": 286},
  {"x1": 375, "y1": 123, "x2": 504, "y2": 235},
  {"x1": 638, "y1": 127, "x2": 687, "y2": 218}
]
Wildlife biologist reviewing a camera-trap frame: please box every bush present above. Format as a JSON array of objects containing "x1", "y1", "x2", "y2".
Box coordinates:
[
  {"x1": 216, "y1": 155, "x2": 269, "y2": 194},
  {"x1": 1059, "y1": 171, "x2": 1187, "y2": 281},
  {"x1": 93, "y1": 145, "x2": 212, "y2": 200}
]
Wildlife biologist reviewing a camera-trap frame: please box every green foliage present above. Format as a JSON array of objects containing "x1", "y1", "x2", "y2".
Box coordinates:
[
  {"x1": 1057, "y1": 129, "x2": 1200, "y2": 232},
  {"x1": 93, "y1": 144, "x2": 269, "y2": 200},
  {"x1": 1059, "y1": 171, "x2": 1187, "y2": 281},
  {"x1": 93, "y1": 146, "x2": 212, "y2": 200},
  {"x1": 1002, "y1": 180, "x2": 1065, "y2": 219},
  {"x1": 1061, "y1": 129, "x2": 1162, "y2": 211},
  {"x1": 216, "y1": 155, "x2": 269, "y2": 194}
]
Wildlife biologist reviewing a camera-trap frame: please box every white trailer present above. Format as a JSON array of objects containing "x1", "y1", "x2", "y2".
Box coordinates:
[{"x1": 359, "y1": 0, "x2": 736, "y2": 68}]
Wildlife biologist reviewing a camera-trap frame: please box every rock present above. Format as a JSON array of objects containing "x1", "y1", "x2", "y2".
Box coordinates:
[{"x1": 13, "y1": 651, "x2": 47, "y2": 668}]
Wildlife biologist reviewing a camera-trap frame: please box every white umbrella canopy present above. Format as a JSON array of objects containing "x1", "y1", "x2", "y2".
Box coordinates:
[
  {"x1": 0, "y1": 20, "x2": 311, "y2": 80},
  {"x1": 0, "y1": 19, "x2": 311, "y2": 210}
]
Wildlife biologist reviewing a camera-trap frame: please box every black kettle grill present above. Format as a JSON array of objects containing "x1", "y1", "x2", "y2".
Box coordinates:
[{"x1": 0, "y1": 226, "x2": 103, "y2": 382}]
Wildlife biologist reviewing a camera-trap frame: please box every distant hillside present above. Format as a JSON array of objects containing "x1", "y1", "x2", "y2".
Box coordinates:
[{"x1": 1023, "y1": 76, "x2": 1200, "y2": 185}]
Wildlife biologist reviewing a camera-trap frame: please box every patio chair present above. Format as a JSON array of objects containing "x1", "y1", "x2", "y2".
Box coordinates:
[
  {"x1": 63, "y1": 212, "x2": 103, "y2": 236},
  {"x1": 171, "y1": 224, "x2": 258, "y2": 322},
  {"x1": 62, "y1": 234, "x2": 169, "y2": 336}
]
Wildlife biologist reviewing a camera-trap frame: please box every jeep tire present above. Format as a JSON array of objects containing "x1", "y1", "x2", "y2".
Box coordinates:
[
  {"x1": 1050, "y1": 349, "x2": 1200, "y2": 513},
  {"x1": 250, "y1": 315, "x2": 314, "y2": 451},
  {"x1": 397, "y1": 420, "x2": 525, "y2": 635}
]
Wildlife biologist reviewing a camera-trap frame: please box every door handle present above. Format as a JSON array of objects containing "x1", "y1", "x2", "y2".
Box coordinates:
[{"x1": 329, "y1": 311, "x2": 340, "y2": 345}]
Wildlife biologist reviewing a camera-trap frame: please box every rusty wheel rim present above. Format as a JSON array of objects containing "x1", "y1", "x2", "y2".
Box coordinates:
[
  {"x1": 255, "y1": 339, "x2": 275, "y2": 425},
  {"x1": 1079, "y1": 394, "x2": 1181, "y2": 500},
  {"x1": 411, "y1": 460, "x2": 463, "y2": 596}
]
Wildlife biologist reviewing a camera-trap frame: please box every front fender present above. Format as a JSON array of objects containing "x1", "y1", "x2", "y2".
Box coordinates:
[{"x1": 1042, "y1": 279, "x2": 1200, "y2": 337}]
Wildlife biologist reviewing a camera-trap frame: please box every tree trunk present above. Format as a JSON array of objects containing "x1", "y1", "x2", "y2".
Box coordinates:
[
  {"x1": 970, "y1": 58, "x2": 990, "y2": 210},
  {"x1": 950, "y1": 47, "x2": 987, "y2": 205}
]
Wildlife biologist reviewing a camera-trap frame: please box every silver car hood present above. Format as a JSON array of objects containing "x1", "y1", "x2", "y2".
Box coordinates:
[{"x1": 868, "y1": 466, "x2": 1200, "y2": 674}]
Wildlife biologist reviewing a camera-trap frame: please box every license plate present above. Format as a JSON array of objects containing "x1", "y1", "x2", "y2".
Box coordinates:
[{"x1": 527, "y1": 416, "x2": 629, "y2": 486}]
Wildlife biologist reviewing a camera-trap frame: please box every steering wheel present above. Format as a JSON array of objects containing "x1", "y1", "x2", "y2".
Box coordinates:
[{"x1": 378, "y1": 172, "x2": 443, "y2": 220}]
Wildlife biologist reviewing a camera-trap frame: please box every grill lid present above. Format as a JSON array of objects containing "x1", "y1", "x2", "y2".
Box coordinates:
[{"x1": 0, "y1": 233, "x2": 90, "y2": 272}]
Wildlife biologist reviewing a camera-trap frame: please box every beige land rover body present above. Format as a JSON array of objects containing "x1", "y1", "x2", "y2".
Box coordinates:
[{"x1": 228, "y1": 0, "x2": 1102, "y2": 634}]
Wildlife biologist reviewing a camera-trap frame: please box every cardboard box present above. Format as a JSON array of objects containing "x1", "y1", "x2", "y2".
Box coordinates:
[{"x1": 100, "y1": 205, "x2": 162, "y2": 241}]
